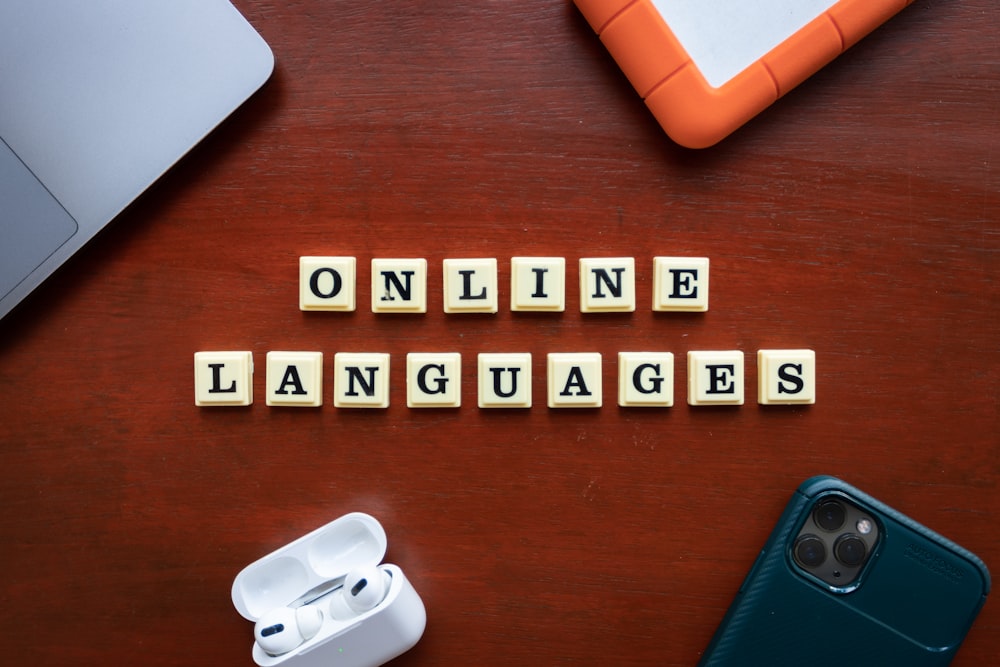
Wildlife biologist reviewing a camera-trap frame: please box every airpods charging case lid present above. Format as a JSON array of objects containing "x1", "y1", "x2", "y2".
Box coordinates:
[{"x1": 232, "y1": 512, "x2": 388, "y2": 621}]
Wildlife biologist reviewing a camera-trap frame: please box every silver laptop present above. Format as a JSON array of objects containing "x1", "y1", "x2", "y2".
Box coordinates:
[{"x1": 0, "y1": 0, "x2": 273, "y2": 320}]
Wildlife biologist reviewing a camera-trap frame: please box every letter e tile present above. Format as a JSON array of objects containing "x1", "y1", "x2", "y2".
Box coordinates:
[
  {"x1": 757, "y1": 349, "x2": 816, "y2": 405},
  {"x1": 687, "y1": 350, "x2": 744, "y2": 406},
  {"x1": 266, "y1": 351, "x2": 323, "y2": 407},
  {"x1": 194, "y1": 351, "x2": 253, "y2": 406},
  {"x1": 653, "y1": 257, "x2": 709, "y2": 312}
]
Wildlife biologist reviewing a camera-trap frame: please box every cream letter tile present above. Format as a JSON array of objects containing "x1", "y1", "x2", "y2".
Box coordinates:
[
  {"x1": 407, "y1": 352, "x2": 462, "y2": 408},
  {"x1": 548, "y1": 352, "x2": 602, "y2": 408},
  {"x1": 333, "y1": 352, "x2": 391, "y2": 408},
  {"x1": 653, "y1": 257, "x2": 709, "y2": 312},
  {"x1": 757, "y1": 349, "x2": 816, "y2": 405},
  {"x1": 579, "y1": 257, "x2": 635, "y2": 312},
  {"x1": 266, "y1": 351, "x2": 323, "y2": 407},
  {"x1": 510, "y1": 257, "x2": 565, "y2": 312},
  {"x1": 371, "y1": 258, "x2": 427, "y2": 313},
  {"x1": 299, "y1": 256, "x2": 356, "y2": 311},
  {"x1": 618, "y1": 352, "x2": 674, "y2": 407},
  {"x1": 478, "y1": 353, "x2": 532, "y2": 408},
  {"x1": 194, "y1": 351, "x2": 253, "y2": 406},
  {"x1": 687, "y1": 350, "x2": 744, "y2": 406},
  {"x1": 443, "y1": 258, "x2": 498, "y2": 313}
]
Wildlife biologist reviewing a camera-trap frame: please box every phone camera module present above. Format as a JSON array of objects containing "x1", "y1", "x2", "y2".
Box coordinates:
[
  {"x1": 793, "y1": 534, "x2": 827, "y2": 568},
  {"x1": 834, "y1": 534, "x2": 867, "y2": 567},
  {"x1": 813, "y1": 499, "x2": 846, "y2": 531},
  {"x1": 793, "y1": 496, "x2": 880, "y2": 590}
]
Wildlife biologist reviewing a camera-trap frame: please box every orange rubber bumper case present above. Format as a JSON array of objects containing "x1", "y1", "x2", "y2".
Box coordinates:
[{"x1": 574, "y1": 0, "x2": 915, "y2": 148}]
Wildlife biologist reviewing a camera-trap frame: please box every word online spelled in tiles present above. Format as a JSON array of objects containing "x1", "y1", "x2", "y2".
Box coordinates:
[
  {"x1": 194, "y1": 256, "x2": 815, "y2": 409},
  {"x1": 298, "y1": 256, "x2": 710, "y2": 313}
]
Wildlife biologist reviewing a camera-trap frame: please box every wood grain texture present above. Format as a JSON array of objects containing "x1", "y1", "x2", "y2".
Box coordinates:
[{"x1": 0, "y1": 1, "x2": 996, "y2": 665}]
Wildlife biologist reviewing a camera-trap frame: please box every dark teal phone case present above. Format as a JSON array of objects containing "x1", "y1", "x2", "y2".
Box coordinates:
[{"x1": 698, "y1": 476, "x2": 990, "y2": 666}]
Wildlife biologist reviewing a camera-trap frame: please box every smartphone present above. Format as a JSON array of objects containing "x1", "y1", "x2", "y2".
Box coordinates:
[{"x1": 699, "y1": 476, "x2": 990, "y2": 666}]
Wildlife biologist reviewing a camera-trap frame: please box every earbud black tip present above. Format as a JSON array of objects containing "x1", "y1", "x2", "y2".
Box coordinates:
[
  {"x1": 260, "y1": 623, "x2": 285, "y2": 637},
  {"x1": 350, "y1": 578, "x2": 369, "y2": 597}
]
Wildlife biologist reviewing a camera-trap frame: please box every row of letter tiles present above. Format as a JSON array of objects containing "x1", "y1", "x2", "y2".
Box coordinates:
[
  {"x1": 299, "y1": 256, "x2": 709, "y2": 313},
  {"x1": 193, "y1": 350, "x2": 815, "y2": 408}
]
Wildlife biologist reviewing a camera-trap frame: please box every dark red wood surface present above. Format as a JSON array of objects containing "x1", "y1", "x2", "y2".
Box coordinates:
[{"x1": 1, "y1": 1, "x2": 997, "y2": 665}]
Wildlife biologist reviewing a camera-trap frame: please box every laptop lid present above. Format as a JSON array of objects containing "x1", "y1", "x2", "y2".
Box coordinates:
[{"x1": 0, "y1": 0, "x2": 274, "y2": 320}]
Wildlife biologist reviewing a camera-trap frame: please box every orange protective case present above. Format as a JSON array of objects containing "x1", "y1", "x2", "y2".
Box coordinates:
[{"x1": 574, "y1": 0, "x2": 915, "y2": 148}]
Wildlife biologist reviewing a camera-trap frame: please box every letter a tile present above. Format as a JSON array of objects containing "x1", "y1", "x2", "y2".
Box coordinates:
[
  {"x1": 266, "y1": 351, "x2": 323, "y2": 407},
  {"x1": 548, "y1": 352, "x2": 602, "y2": 408}
]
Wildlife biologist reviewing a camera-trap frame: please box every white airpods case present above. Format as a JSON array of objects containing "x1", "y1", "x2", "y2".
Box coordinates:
[{"x1": 231, "y1": 513, "x2": 427, "y2": 667}]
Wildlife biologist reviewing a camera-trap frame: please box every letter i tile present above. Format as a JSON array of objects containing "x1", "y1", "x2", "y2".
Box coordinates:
[{"x1": 510, "y1": 257, "x2": 565, "y2": 312}]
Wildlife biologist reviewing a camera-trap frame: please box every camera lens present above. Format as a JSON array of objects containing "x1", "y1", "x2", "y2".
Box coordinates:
[
  {"x1": 814, "y1": 500, "x2": 846, "y2": 532},
  {"x1": 794, "y1": 534, "x2": 826, "y2": 568},
  {"x1": 834, "y1": 534, "x2": 867, "y2": 567}
]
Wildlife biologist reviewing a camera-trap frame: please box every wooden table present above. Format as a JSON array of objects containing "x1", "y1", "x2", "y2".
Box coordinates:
[{"x1": 1, "y1": 1, "x2": 996, "y2": 664}]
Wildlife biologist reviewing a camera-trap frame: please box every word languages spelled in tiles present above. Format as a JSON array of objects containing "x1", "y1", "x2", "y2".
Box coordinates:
[{"x1": 194, "y1": 349, "x2": 816, "y2": 409}]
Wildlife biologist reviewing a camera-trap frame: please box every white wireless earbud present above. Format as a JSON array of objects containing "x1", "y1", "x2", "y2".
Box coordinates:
[
  {"x1": 345, "y1": 566, "x2": 391, "y2": 612},
  {"x1": 329, "y1": 566, "x2": 392, "y2": 619},
  {"x1": 254, "y1": 567, "x2": 391, "y2": 654},
  {"x1": 254, "y1": 605, "x2": 324, "y2": 656}
]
